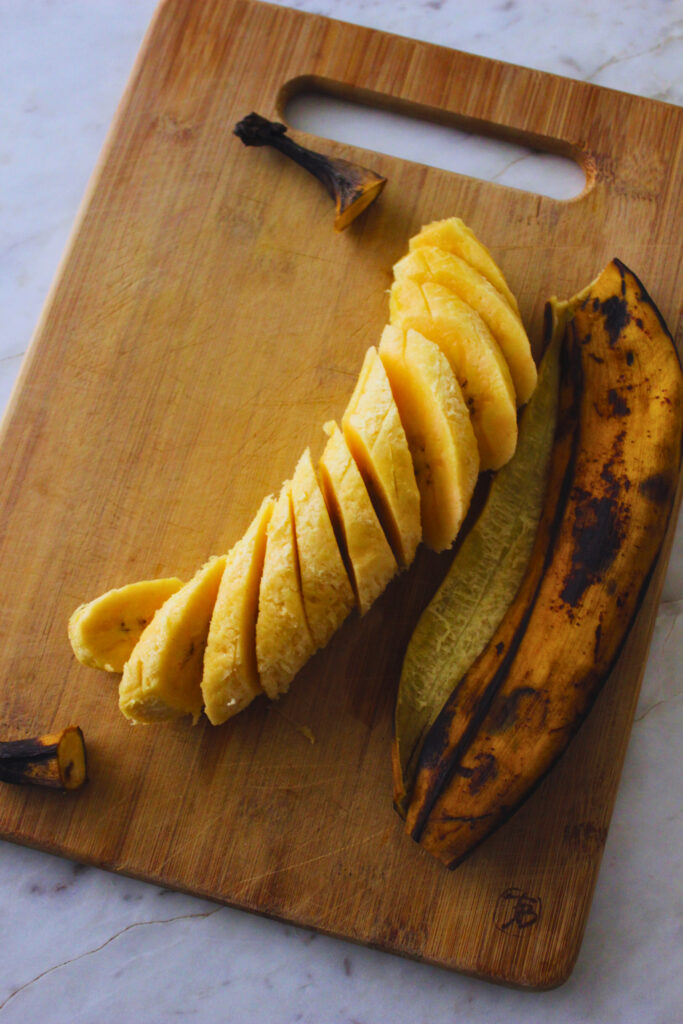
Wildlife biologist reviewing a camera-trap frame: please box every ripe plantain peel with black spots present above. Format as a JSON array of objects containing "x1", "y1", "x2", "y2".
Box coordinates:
[{"x1": 403, "y1": 259, "x2": 683, "y2": 868}]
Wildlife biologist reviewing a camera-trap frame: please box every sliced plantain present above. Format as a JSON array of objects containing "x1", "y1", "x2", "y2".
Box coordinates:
[
  {"x1": 201, "y1": 496, "x2": 275, "y2": 725},
  {"x1": 410, "y1": 217, "x2": 521, "y2": 316},
  {"x1": 378, "y1": 325, "x2": 479, "y2": 553},
  {"x1": 393, "y1": 317, "x2": 564, "y2": 814},
  {"x1": 290, "y1": 447, "x2": 356, "y2": 649},
  {"x1": 318, "y1": 421, "x2": 397, "y2": 615},
  {"x1": 71, "y1": 216, "x2": 537, "y2": 732},
  {"x1": 342, "y1": 346, "x2": 421, "y2": 567},
  {"x1": 256, "y1": 481, "x2": 316, "y2": 700},
  {"x1": 406, "y1": 259, "x2": 683, "y2": 867},
  {"x1": 394, "y1": 246, "x2": 537, "y2": 405},
  {"x1": 69, "y1": 577, "x2": 184, "y2": 672},
  {"x1": 389, "y1": 277, "x2": 517, "y2": 470},
  {"x1": 119, "y1": 555, "x2": 227, "y2": 724}
]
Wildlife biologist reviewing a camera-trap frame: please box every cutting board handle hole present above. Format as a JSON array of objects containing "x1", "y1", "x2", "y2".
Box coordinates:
[{"x1": 280, "y1": 78, "x2": 587, "y2": 201}]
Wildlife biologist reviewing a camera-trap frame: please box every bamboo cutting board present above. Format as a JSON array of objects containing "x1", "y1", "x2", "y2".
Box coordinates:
[{"x1": 0, "y1": 0, "x2": 681, "y2": 989}]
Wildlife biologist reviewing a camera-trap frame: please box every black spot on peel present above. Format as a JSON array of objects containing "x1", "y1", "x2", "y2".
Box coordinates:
[
  {"x1": 560, "y1": 486, "x2": 626, "y2": 607},
  {"x1": 607, "y1": 388, "x2": 630, "y2": 416},
  {"x1": 639, "y1": 472, "x2": 672, "y2": 504},
  {"x1": 495, "y1": 641, "x2": 505, "y2": 656},
  {"x1": 456, "y1": 752, "x2": 498, "y2": 794},
  {"x1": 434, "y1": 811, "x2": 495, "y2": 828},
  {"x1": 614, "y1": 258, "x2": 677, "y2": 349},
  {"x1": 626, "y1": 350, "x2": 634, "y2": 365},
  {"x1": 601, "y1": 295, "x2": 630, "y2": 347},
  {"x1": 488, "y1": 687, "x2": 542, "y2": 733}
]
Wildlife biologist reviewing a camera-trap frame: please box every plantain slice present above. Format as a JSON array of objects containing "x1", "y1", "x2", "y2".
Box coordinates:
[
  {"x1": 256, "y1": 481, "x2": 316, "y2": 700},
  {"x1": 378, "y1": 325, "x2": 479, "y2": 553},
  {"x1": 119, "y1": 556, "x2": 227, "y2": 724},
  {"x1": 201, "y1": 496, "x2": 275, "y2": 725},
  {"x1": 290, "y1": 447, "x2": 355, "y2": 649},
  {"x1": 342, "y1": 346, "x2": 421, "y2": 567},
  {"x1": 409, "y1": 217, "x2": 521, "y2": 317},
  {"x1": 318, "y1": 421, "x2": 397, "y2": 615},
  {"x1": 393, "y1": 318, "x2": 564, "y2": 814},
  {"x1": 389, "y1": 277, "x2": 517, "y2": 470},
  {"x1": 68, "y1": 577, "x2": 184, "y2": 672},
  {"x1": 394, "y1": 246, "x2": 537, "y2": 405},
  {"x1": 407, "y1": 259, "x2": 683, "y2": 867}
]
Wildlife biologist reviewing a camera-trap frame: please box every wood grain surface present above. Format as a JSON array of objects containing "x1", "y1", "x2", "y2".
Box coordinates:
[{"x1": 0, "y1": 0, "x2": 680, "y2": 988}]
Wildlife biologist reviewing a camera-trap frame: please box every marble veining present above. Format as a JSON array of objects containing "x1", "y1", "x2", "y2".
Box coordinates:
[{"x1": 1, "y1": 2, "x2": 681, "y2": 1021}]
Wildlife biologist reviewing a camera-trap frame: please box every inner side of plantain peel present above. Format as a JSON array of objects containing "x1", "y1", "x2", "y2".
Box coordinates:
[{"x1": 392, "y1": 316, "x2": 565, "y2": 817}]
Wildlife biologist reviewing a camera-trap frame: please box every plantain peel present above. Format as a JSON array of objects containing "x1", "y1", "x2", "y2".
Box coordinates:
[
  {"x1": 393, "y1": 313, "x2": 565, "y2": 817},
  {"x1": 403, "y1": 259, "x2": 683, "y2": 868}
]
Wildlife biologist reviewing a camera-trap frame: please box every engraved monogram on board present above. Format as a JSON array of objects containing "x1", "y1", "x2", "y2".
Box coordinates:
[{"x1": 493, "y1": 888, "x2": 542, "y2": 936}]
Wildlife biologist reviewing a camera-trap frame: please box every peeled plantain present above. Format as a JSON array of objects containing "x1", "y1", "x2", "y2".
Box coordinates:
[{"x1": 404, "y1": 259, "x2": 683, "y2": 867}]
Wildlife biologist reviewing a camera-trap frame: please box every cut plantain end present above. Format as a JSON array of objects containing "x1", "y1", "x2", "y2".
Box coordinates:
[{"x1": 0, "y1": 726, "x2": 87, "y2": 791}]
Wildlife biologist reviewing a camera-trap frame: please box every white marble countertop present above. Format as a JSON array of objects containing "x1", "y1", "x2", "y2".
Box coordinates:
[{"x1": 1, "y1": 1, "x2": 681, "y2": 1021}]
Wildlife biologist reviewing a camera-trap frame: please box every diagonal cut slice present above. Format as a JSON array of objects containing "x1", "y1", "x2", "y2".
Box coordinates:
[
  {"x1": 342, "y1": 347, "x2": 421, "y2": 567},
  {"x1": 69, "y1": 576, "x2": 184, "y2": 673},
  {"x1": 318, "y1": 421, "x2": 397, "y2": 615},
  {"x1": 379, "y1": 325, "x2": 479, "y2": 553},
  {"x1": 290, "y1": 447, "x2": 355, "y2": 649},
  {"x1": 256, "y1": 480, "x2": 316, "y2": 700},
  {"x1": 201, "y1": 495, "x2": 275, "y2": 724},
  {"x1": 389, "y1": 277, "x2": 517, "y2": 470},
  {"x1": 119, "y1": 555, "x2": 227, "y2": 723},
  {"x1": 410, "y1": 217, "x2": 520, "y2": 316},
  {"x1": 394, "y1": 246, "x2": 537, "y2": 405}
]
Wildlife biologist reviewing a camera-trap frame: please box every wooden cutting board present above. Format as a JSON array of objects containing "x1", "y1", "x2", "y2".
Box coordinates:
[{"x1": 1, "y1": 0, "x2": 680, "y2": 989}]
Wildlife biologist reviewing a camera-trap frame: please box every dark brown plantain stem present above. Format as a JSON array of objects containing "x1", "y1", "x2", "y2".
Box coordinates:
[
  {"x1": 234, "y1": 113, "x2": 386, "y2": 231},
  {"x1": 0, "y1": 726, "x2": 87, "y2": 791}
]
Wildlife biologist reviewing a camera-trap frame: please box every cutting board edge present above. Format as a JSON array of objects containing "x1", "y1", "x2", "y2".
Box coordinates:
[
  {"x1": 0, "y1": 821, "x2": 585, "y2": 989},
  {"x1": 0, "y1": 0, "x2": 681, "y2": 993}
]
